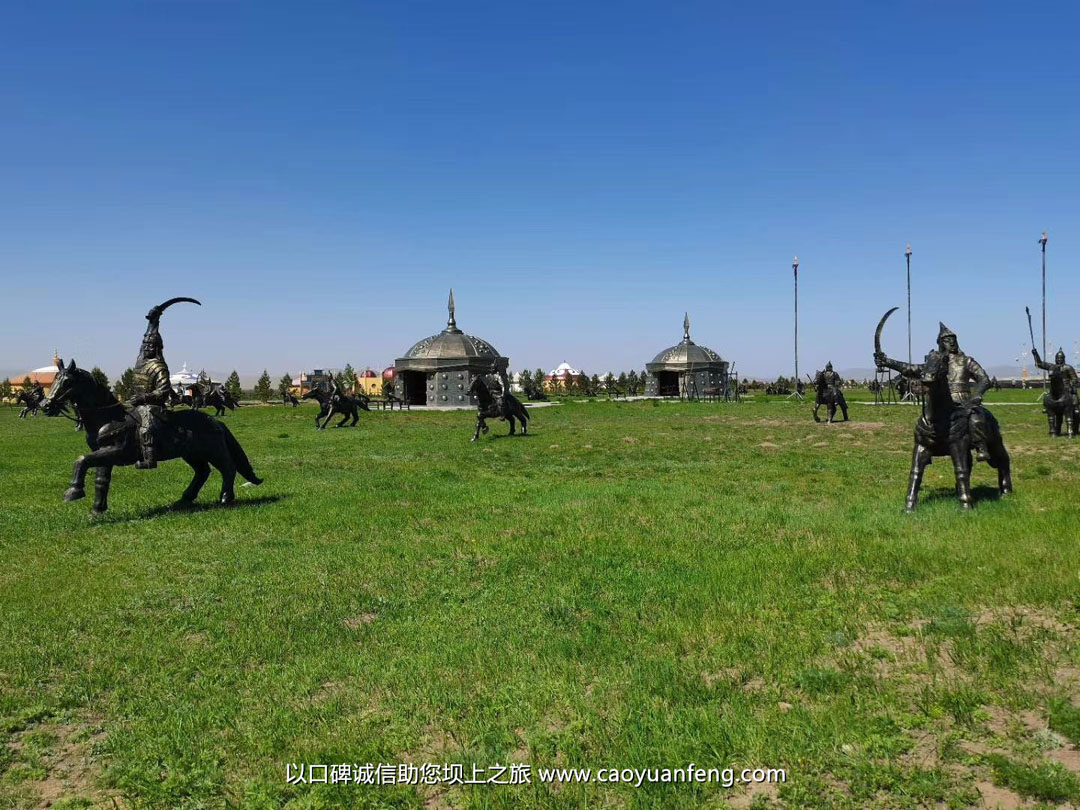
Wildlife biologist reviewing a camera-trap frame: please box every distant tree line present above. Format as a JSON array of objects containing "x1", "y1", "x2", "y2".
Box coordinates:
[{"x1": 512, "y1": 368, "x2": 648, "y2": 397}]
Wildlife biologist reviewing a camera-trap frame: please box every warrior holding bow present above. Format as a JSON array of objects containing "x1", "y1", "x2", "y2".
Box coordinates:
[
  {"x1": 129, "y1": 298, "x2": 200, "y2": 468},
  {"x1": 876, "y1": 323, "x2": 991, "y2": 459}
]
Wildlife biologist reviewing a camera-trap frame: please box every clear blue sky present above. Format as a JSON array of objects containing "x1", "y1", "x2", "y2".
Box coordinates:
[{"x1": 2, "y1": 1, "x2": 1078, "y2": 381}]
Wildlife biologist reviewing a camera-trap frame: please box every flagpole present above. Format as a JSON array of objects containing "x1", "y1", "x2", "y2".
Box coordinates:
[
  {"x1": 1039, "y1": 230, "x2": 1048, "y2": 385},
  {"x1": 789, "y1": 256, "x2": 803, "y2": 400},
  {"x1": 905, "y1": 243, "x2": 912, "y2": 364}
]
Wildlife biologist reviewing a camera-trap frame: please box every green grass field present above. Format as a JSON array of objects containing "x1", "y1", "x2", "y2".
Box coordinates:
[{"x1": 1, "y1": 392, "x2": 1078, "y2": 809}]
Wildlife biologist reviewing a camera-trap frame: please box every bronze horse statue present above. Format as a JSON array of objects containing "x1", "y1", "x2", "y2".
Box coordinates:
[
  {"x1": 40, "y1": 359, "x2": 262, "y2": 514},
  {"x1": 16, "y1": 387, "x2": 45, "y2": 418},
  {"x1": 875, "y1": 309, "x2": 1011, "y2": 511},
  {"x1": 468, "y1": 374, "x2": 530, "y2": 441},
  {"x1": 204, "y1": 383, "x2": 239, "y2": 417},
  {"x1": 301, "y1": 386, "x2": 370, "y2": 429},
  {"x1": 177, "y1": 382, "x2": 237, "y2": 416},
  {"x1": 283, "y1": 390, "x2": 299, "y2": 407},
  {"x1": 811, "y1": 371, "x2": 848, "y2": 423}
]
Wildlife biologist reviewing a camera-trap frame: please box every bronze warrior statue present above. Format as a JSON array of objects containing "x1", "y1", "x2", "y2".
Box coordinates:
[
  {"x1": 1032, "y1": 347, "x2": 1079, "y2": 438},
  {"x1": 129, "y1": 298, "x2": 199, "y2": 468},
  {"x1": 37, "y1": 298, "x2": 263, "y2": 514},
  {"x1": 468, "y1": 361, "x2": 530, "y2": 441},
  {"x1": 874, "y1": 310, "x2": 1011, "y2": 510},
  {"x1": 813, "y1": 361, "x2": 849, "y2": 423}
]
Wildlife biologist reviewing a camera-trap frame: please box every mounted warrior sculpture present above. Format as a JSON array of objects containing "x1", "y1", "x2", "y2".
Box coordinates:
[
  {"x1": 17, "y1": 383, "x2": 46, "y2": 418},
  {"x1": 874, "y1": 308, "x2": 1011, "y2": 511},
  {"x1": 1027, "y1": 307, "x2": 1078, "y2": 437},
  {"x1": 812, "y1": 361, "x2": 849, "y2": 423},
  {"x1": 39, "y1": 298, "x2": 262, "y2": 514},
  {"x1": 203, "y1": 382, "x2": 239, "y2": 417},
  {"x1": 1032, "y1": 346, "x2": 1079, "y2": 437},
  {"x1": 468, "y1": 361, "x2": 530, "y2": 441},
  {"x1": 301, "y1": 377, "x2": 370, "y2": 429}
]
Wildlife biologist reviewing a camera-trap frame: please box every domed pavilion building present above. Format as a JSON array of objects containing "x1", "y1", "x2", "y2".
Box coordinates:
[
  {"x1": 645, "y1": 314, "x2": 729, "y2": 398},
  {"x1": 394, "y1": 290, "x2": 508, "y2": 407}
]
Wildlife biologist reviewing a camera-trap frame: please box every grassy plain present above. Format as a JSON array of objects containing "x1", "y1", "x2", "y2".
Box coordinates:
[{"x1": 1, "y1": 391, "x2": 1078, "y2": 809}]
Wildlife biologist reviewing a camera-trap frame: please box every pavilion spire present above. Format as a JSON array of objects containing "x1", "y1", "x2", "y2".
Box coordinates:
[
  {"x1": 683, "y1": 313, "x2": 691, "y2": 342},
  {"x1": 446, "y1": 288, "x2": 460, "y2": 332}
]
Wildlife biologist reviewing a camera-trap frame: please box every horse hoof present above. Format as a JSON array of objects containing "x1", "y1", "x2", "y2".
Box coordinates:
[{"x1": 64, "y1": 487, "x2": 86, "y2": 502}]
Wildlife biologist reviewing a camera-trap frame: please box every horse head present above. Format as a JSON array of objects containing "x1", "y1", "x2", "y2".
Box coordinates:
[
  {"x1": 468, "y1": 375, "x2": 492, "y2": 404},
  {"x1": 40, "y1": 358, "x2": 91, "y2": 416},
  {"x1": 918, "y1": 350, "x2": 949, "y2": 387}
]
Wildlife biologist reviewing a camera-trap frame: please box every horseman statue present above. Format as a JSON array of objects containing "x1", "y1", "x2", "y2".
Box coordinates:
[
  {"x1": 879, "y1": 323, "x2": 991, "y2": 460},
  {"x1": 874, "y1": 312, "x2": 1010, "y2": 510},
  {"x1": 129, "y1": 297, "x2": 201, "y2": 468},
  {"x1": 468, "y1": 360, "x2": 529, "y2": 440},
  {"x1": 813, "y1": 361, "x2": 849, "y2": 422},
  {"x1": 1032, "y1": 346, "x2": 1079, "y2": 437}
]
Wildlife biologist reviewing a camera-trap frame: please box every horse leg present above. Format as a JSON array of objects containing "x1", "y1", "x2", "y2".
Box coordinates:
[
  {"x1": 827, "y1": 403, "x2": 836, "y2": 424},
  {"x1": 1047, "y1": 409, "x2": 1057, "y2": 436},
  {"x1": 840, "y1": 399, "x2": 849, "y2": 421},
  {"x1": 92, "y1": 466, "x2": 114, "y2": 514},
  {"x1": 217, "y1": 451, "x2": 237, "y2": 505},
  {"x1": 508, "y1": 415, "x2": 516, "y2": 436},
  {"x1": 65, "y1": 446, "x2": 127, "y2": 504},
  {"x1": 950, "y1": 439, "x2": 973, "y2": 509},
  {"x1": 905, "y1": 443, "x2": 932, "y2": 512},
  {"x1": 350, "y1": 407, "x2": 359, "y2": 426},
  {"x1": 813, "y1": 404, "x2": 821, "y2": 423},
  {"x1": 995, "y1": 441, "x2": 1013, "y2": 495},
  {"x1": 66, "y1": 453, "x2": 93, "y2": 500},
  {"x1": 472, "y1": 415, "x2": 484, "y2": 442},
  {"x1": 179, "y1": 459, "x2": 211, "y2": 505}
]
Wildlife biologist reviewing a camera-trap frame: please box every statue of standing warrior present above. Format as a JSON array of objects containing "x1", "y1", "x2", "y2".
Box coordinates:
[
  {"x1": 129, "y1": 298, "x2": 201, "y2": 468},
  {"x1": 1032, "y1": 347, "x2": 1079, "y2": 437},
  {"x1": 813, "y1": 361, "x2": 849, "y2": 422}
]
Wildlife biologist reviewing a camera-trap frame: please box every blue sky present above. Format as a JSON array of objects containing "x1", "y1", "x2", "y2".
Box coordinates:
[{"x1": 2, "y1": 1, "x2": 1078, "y2": 380}]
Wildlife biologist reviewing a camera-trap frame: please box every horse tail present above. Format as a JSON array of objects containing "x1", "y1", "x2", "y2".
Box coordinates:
[{"x1": 222, "y1": 425, "x2": 262, "y2": 484}]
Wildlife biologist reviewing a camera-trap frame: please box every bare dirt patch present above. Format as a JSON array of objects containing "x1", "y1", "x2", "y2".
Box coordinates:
[
  {"x1": 975, "y1": 780, "x2": 1028, "y2": 809},
  {"x1": 343, "y1": 613, "x2": 377, "y2": 629},
  {"x1": 4, "y1": 719, "x2": 113, "y2": 809},
  {"x1": 759, "y1": 442, "x2": 780, "y2": 449},
  {"x1": 1049, "y1": 745, "x2": 1080, "y2": 775},
  {"x1": 727, "y1": 776, "x2": 780, "y2": 809}
]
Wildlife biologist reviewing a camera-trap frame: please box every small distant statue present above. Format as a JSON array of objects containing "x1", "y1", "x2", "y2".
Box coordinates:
[
  {"x1": 283, "y1": 390, "x2": 299, "y2": 407},
  {"x1": 875, "y1": 310, "x2": 1011, "y2": 511},
  {"x1": 204, "y1": 383, "x2": 239, "y2": 417},
  {"x1": 17, "y1": 383, "x2": 46, "y2": 418},
  {"x1": 468, "y1": 362, "x2": 530, "y2": 441},
  {"x1": 301, "y1": 380, "x2": 369, "y2": 429},
  {"x1": 812, "y1": 361, "x2": 849, "y2": 423},
  {"x1": 1032, "y1": 347, "x2": 1079, "y2": 438}
]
